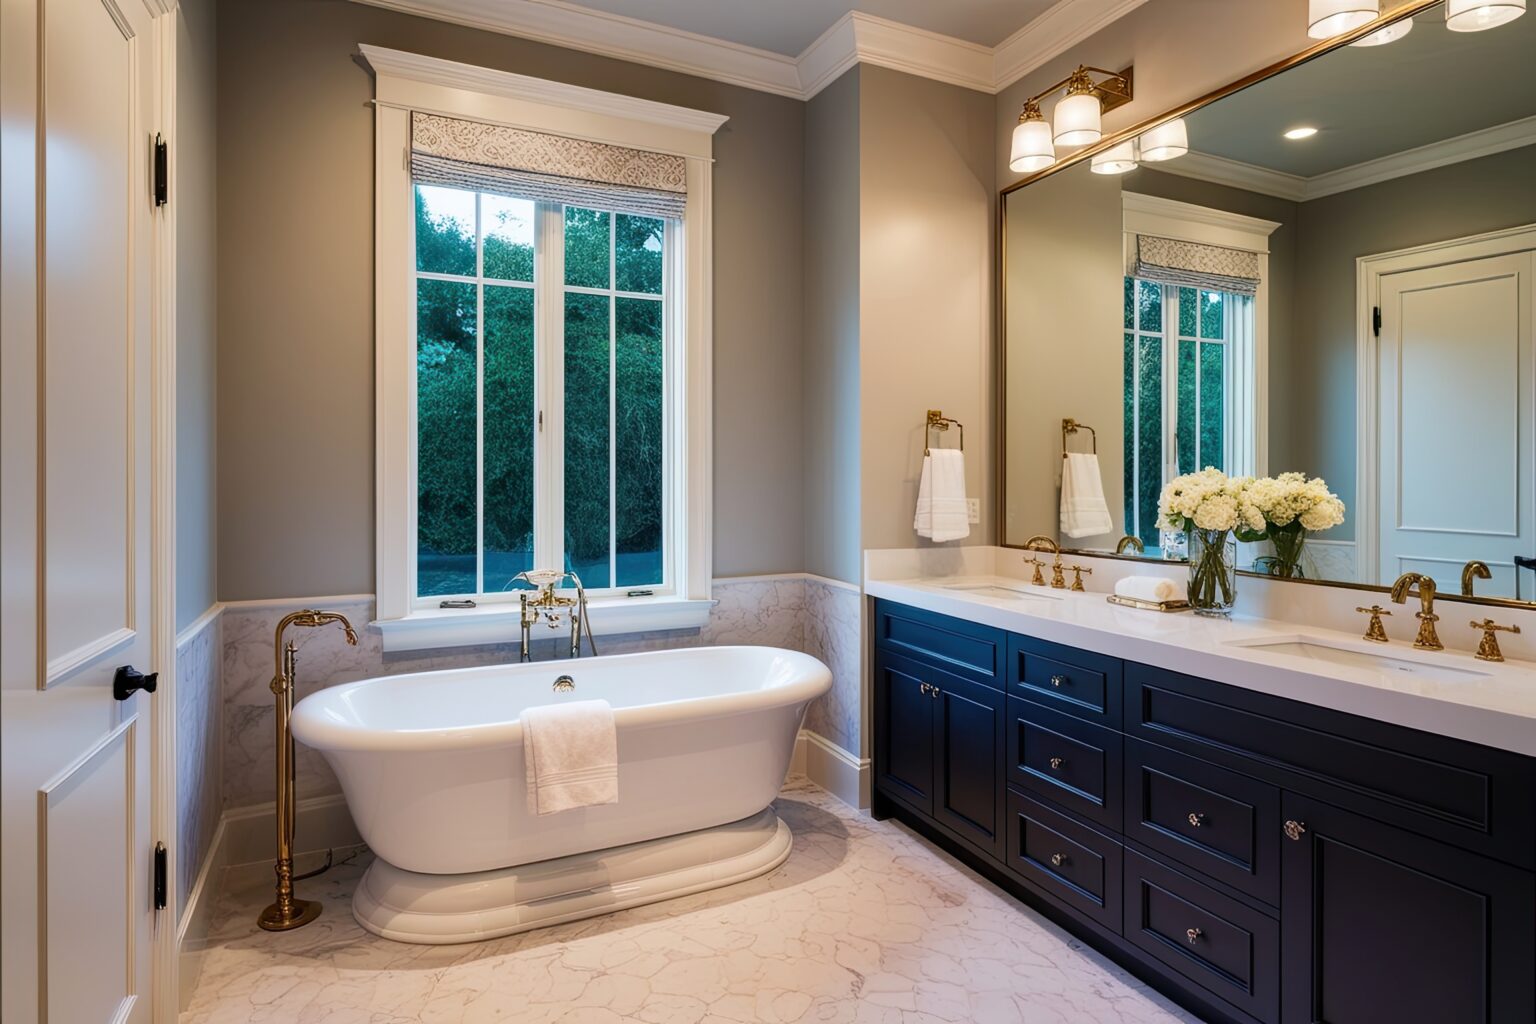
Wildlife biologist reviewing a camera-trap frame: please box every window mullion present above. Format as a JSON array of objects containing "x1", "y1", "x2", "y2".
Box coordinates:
[
  {"x1": 475, "y1": 195, "x2": 485, "y2": 596},
  {"x1": 1162, "y1": 284, "x2": 1178, "y2": 483},
  {"x1": 537, "y1": 203, "x2": 565, "y2": 579},
  {"x1": 608, "y1": 215, "x2": 618, "y2": 588}
]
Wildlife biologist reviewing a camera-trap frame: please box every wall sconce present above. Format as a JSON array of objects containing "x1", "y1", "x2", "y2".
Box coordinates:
[{"x1": 1009, "y1": 64, "x2": 1133, "y2": 172}]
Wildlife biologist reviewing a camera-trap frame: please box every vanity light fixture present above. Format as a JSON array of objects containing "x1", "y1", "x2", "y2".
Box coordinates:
[
  {"x1": 1138, "y1": 118, "x2": 1188, "y2": 162},
  {"x1": 1308, "y1": 0, "x2": 1380, "y2": 38},
  {"x1": 1009, "y1": 64, "x2": 1133, "y2": 172},
  {"x1": 1009, "y1": 99, "x2": 1057, "y2": 172},
  {"x1": 1445, "y1": 0, "x2": 1525, "y2": 31},
  {"x1": 1284, "y1": 125, "x2": 1319, "y2": 139},
  {"x1": 1091, "y1": 139, "x2": 1139, "y2": 174}
]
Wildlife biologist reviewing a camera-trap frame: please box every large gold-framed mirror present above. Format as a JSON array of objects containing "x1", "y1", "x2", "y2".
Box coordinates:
[{"x1": 999, "y1": 0, "x2": 1536, "y2": 609}]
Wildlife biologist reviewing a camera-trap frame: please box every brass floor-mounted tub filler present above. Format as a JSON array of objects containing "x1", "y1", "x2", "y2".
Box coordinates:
[{"x1": 257, "y1": 609, "x2": 359, "y2": 931}]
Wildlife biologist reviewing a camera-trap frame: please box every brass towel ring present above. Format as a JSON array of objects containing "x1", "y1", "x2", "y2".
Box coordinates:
[{"x1": 925, "y1": 409, "x2": 964, "y2": 456}]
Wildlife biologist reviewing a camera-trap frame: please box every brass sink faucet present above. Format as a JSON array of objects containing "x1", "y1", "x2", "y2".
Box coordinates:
[
  {"x1": 1024, "y1": 535, "x2": 1067, "y2": 588},
  {"x1": 1461, "y1": 560, "x2": 1492, "y2": 597},
  {"x1": 1389, "y1": 573, "x2": 1443, "y2": 651}
]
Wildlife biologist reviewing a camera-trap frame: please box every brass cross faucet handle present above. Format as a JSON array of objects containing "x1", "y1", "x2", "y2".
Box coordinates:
[
  {"x1": 1389, "y1": 572, "x2": 1443, "y2": 651},
  {"x1": 1068, "y1": 565, "x2": 1094, "y2": 592},
  {"x1": 1050, "y1": 556, "x2": 1068, "y2": 589},
  {"x1": 1022, "y1": 556, "x2": 1047, "y2": 587},
  {"x1": 1470, "y1": 619, "x2": 1520, "y2": 663},
  {"x1": 1355, "y1": 605, "x2": 1392, "y2": 644}
]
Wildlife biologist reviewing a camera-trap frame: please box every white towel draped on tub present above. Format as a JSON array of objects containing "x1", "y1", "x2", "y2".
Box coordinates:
[
  {"x1": 1060, "y1": 452, "x2": 1113, "y2": 539},
  {"x1": 522, "y1": 699, "x2": 618, "y2": 815},
  {"x1": 914, "y1": 448, "x2": 970, "y2": 542}
]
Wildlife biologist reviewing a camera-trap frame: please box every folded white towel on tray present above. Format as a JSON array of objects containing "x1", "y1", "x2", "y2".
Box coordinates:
[
  {"x1": 523, "y1": 698, "x2": 618, "y2": 815},
  {"x1": 1115, "y1": 576, "x2": 1181, "y2": 604},
  {"x1": 914, "y1": 448, "x2": 971, "y2": 543}
]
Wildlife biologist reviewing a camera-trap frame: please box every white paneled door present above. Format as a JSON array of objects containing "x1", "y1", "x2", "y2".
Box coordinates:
[
  {"x1": 2, "y1": 0, "x2": 169, "y2": 1022},
  {"x1": 1374, "y1": 236, "x2": 1535, "y2": 595}
]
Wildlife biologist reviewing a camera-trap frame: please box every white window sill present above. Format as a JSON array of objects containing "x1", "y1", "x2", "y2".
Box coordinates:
[{"x1": 373, "y1": 595, "x2": 717, "y2": 653}]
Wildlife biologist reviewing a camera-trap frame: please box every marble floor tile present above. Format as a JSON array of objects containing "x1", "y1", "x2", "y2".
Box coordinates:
[{"x1": 182, "y1": 778, "x2": 1205, "y2": 1024}]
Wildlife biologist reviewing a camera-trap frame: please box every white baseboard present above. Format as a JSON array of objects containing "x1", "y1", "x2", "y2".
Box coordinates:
[{"x1": 794, "y1": 730, "x2": 870, "y2": 810}]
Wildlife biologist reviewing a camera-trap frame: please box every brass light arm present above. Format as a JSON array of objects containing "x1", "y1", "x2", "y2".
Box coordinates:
[
  {"x1": 1018, "y1": 65, "x2": 1134, "y2": 117},
  {"x1": 1461, "y1": 560, "x2": 1492, "y2": 597}
]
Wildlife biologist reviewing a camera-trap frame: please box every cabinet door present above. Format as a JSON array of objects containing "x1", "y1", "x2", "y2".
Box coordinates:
[
  {"x1": 1280, "y1": 794, "x2": 1536, "y2": 1024},
  {"x1": 931, "y1": 675, "x2": 1006, "y2": 859},
  {"x1": 874, "y1": 655, "x2": 935, "y2": 814}
]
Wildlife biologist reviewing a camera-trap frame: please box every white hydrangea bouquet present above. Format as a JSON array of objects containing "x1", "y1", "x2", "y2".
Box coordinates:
[
  {"x1": 1156, "y1": 468, "x2": 1265, "y2": 613},
  {"x1": 1243, "y1": 472, "x2": 1346, "y2": 579}
]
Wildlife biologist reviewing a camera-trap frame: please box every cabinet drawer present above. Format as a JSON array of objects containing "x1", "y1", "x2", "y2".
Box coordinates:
[
  {"x1": 1126, "y1": 740, "x2": 1280, "y2": 906},
  {"x1": 1008, "y1": 697, "x2": 1122, "y2": 830},
  {"x1": 1125, "y1": 850, "x2": 1279, "y2": 1024},
  {"x1": 874, "y1": 601, "x2": 1006, "y2": 689},
  {"x1": 1006, "y1": 789, "x2": 1122, "y2": 933},
  {"x1": 1009, "y1": 634, "x2": 1122, "y2": 726},
  {"x1": 1127, "y1": 663, "x2": 1536, "y2": 868}
]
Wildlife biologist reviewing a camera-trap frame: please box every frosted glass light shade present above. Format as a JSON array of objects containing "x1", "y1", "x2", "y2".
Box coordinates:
[
  {"x1": 1091, "y1": 140, "x2": 1138, "y2": 175},
  {"x1": 1352, "y1": 17, "x2": 1413, "y2": 44},
  {"x1": 1308, "y1": 0, "x2": 1379, "y2": 37},
  {"x1": 1445, "y1": 0, "x2": 1525, "y2": 31},
  {"x1": 1139, "y1": 118, "x2": 1188, "y2": 162},
  {"x1": 1010, "y1": 118, "x2": 1056, "y2": 172},
  {"x1": 1053, "y1": 92, "x2": 1102, "y2": 147}
]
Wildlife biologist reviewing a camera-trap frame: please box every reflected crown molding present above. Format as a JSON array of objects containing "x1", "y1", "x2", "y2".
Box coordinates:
[
  {"x1": 348, "y1": 0, "x2": 1150, "y2": 99},
  {"x1": 1154, "y1": 114, "x2": 1536, "y2": 202}
]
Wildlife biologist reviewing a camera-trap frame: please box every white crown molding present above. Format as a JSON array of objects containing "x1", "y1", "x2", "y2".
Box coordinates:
[
  {"x1": 348, "y1": 0, "x2": 1146, "y2": 100},
  {"x1": 1123, "y1": 191, "x2": 1282, "y2": 253},
  {"x1": 358, "y1": 43, "x2": 730, "y2": 136},
  {"x1": 1152, "y1": 115, "x2": 1536, "y2": 203},
  {"x1": 993, "y1": 0, "x2": 1152, "y2": 92}
]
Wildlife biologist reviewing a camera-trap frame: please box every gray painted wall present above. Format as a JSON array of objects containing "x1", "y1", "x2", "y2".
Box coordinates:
[
  {"x1": 802, "y1": 71, "x2": 863, "y2": 584},
  {"x1": 216, "y1": 0, "x2": 805, "y2": 600},
  {"x1": 176, "y1": 0, "x2": 218, "y2": 629},
  {"x1": 859, "y1": 66, "x2": 996, "y2": 556}
]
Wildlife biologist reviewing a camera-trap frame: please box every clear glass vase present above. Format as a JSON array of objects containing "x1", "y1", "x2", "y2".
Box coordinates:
[
  {"x1": 1187, "y1": 528, "x2": 1237, "y2": 616},
  {"x1": 1255, "y1": 524, "x2": 1308, "y2": 579}
]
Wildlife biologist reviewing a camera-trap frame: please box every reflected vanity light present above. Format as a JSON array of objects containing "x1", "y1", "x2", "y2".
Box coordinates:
[
  {"x1": 1445, "y1": 0, "x2": 1526, "y2": 30},
  {"x1": 1091, "y1": 139, "x2": 1139, "y2": 174},
  {"x1": 1138, "y1": 118, "x2": 1188, "y2": 162},
  {"x1": 1308, "y1": 0, "x2": 1380, "y2": 38},
  {"x1": 1284, "y1": 125, "x2": 1319, "y2": 139},
  {"x1": 1353, "y1": 15, "x2": 1414, "y2": 44},
  {"x1": 1055, "y1": 69, "x2": 1104, "y2": 146},
  {"x1": 1010, "y1": 101, "x2": 1057, "y2": 172}
]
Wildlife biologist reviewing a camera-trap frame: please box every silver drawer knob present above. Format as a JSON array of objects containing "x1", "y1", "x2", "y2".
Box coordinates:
[
  {"x1": 1048, "y1": 756, "x2": 1064, "y2": 770},
  {"x1": 1187, "y1": 812, "x2": 1205, "y2": 827},
  {"x1": 1050, "y1": 674, "x2": 1068, "y2": 688},
  {"x1": 1284, "y1": 819, "x2": 1307, "y2": 842},
  {"x1": 1186, "y1": 927, "x2": 1202, "y2": 944},
  {"x1": 1050, "y1": 853, "x2": 1067, "y2": 867}
]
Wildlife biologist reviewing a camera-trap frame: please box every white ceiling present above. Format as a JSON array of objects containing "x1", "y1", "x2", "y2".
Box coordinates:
[
  {"x1": 559, "y1": 0, "x2": 1062, "y2": 56},
  {"x1": 1185, "y1": 7, "x2": 1536, "y2": 176}
]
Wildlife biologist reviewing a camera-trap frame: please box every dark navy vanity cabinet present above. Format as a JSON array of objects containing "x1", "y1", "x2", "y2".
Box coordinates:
[{"x1": 871, "y1": 599, "x2": 1536, "y2": 1024}]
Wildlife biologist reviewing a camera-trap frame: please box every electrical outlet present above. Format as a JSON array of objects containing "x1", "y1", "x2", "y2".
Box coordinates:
[{"x1": 967, "y1": 498, "x2": 980, "y2": 523}]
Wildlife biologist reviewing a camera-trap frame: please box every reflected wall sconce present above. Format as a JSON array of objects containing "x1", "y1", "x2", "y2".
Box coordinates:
[
  {"x1": 1138, "y1": 118, "x2": 1188, "y2": 162},
  {"x1": 1445, "y1": 0, "x2": 1525, "y2": 30},
  {"x1": 1308, "y1": 0, "x2": 1380, "y2": 38},
  {"x1": 1091, "y1": 139, "x2": 1139, "y2": 175},
  {"x1": 1009, "y1": 64, "x2": 1133, "y2": 173}
]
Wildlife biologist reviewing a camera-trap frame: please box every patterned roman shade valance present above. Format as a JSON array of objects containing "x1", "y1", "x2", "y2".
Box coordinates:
[
  {"x1": 410, "y1": 112, "x2": 687, "y2": 220},
  {"x1": 1133, "y1": 234, "x2": 1262, "y2": 297}
]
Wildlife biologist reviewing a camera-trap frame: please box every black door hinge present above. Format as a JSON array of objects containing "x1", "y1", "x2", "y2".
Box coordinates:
[
  {"x1": 1372, "y1": 306, "x2": 1381, "y2": 337},
  {"x1": 153, "y1": 842, "x2": 167, "y2": 910},
  {"x1": 153, "y1": 133, "x2": 168, "y2": 207}
]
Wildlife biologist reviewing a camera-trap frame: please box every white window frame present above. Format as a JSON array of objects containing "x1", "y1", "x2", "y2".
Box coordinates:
[{"x1": 362, "y1": 44, "x2": 728, "y2": 652}]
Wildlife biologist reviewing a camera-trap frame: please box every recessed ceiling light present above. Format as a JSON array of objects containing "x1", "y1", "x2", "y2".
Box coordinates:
[{"x1": 1284, "y1": 126, "x2": 1319, "y2": 140}]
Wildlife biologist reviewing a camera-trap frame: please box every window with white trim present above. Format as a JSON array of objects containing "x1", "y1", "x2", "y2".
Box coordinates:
[{"x1": 365, "y1": 45, "x2": 725, "y2": 650}]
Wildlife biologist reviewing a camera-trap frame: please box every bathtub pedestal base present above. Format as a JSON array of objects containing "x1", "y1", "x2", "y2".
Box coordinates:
[{"x1": 352, "y1": 808, "x2": 792, "y2": 944}]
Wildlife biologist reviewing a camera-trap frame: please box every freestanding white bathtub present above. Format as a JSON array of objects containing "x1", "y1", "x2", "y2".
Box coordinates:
[{"x1": 291, "y1": 645, "x2": 831, "y2": 943}]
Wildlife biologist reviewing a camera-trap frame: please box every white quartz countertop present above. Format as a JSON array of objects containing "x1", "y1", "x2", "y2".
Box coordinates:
[{"x1": 866, "y1": 576, "x2": 1536, "y2": 757}]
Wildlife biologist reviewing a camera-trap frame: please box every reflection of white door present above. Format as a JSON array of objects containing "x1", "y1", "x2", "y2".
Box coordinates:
[
  {"x1": 1366, "y1": 230, "x2": 1535, "y2": 595},
  {"x1": 2, "y1": 0, "x2": 163, "y2": 1021}
]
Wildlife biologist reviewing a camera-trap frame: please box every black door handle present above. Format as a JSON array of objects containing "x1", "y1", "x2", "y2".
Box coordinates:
[{"x1": 113, "y1": 665, "x2": 158, "y2": 701}]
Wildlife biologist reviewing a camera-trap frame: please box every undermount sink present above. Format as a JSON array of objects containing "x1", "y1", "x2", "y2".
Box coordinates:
[
  {"x1": 1226, "y1": 635, "x2": 1491, "y2": 683},
  {"x1": 942, "y1": 582, "x2": 1060, "y2": 601}
]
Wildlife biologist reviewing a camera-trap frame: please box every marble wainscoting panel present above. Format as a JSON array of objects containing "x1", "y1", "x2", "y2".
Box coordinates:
[
  {"x1": 802, "y1": 577, "x2": 862, "y2": 756},
  {"x1": 220, "y1": 578, "x2": 816, "y2": 811},
  {"x1": 176, "y1": 609, "x2": 223, "y2": 913}
]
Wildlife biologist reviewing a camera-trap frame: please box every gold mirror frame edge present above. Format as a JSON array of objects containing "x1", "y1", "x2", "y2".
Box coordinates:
[{"x1": 995, "y1": 0, "x2": 1536, "y2": 612}]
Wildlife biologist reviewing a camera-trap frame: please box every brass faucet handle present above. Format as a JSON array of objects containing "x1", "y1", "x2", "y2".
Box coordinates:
[
  {"x1": 1067, "y1": 565, "x2": 1094, "y2": 592},
  {"x1": 1022, "y1": 555, "x2": 1047, "y2": 587},
  {"x1": 1355, "y1": 605, "x2": 1392, "y2": 644},
  {"x1": 1050, "y1": 556, "x2": 1068, "y2": 589},
  {"x1": 1470, "y1": 619, "x2": 1521, "y2": 663}
]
